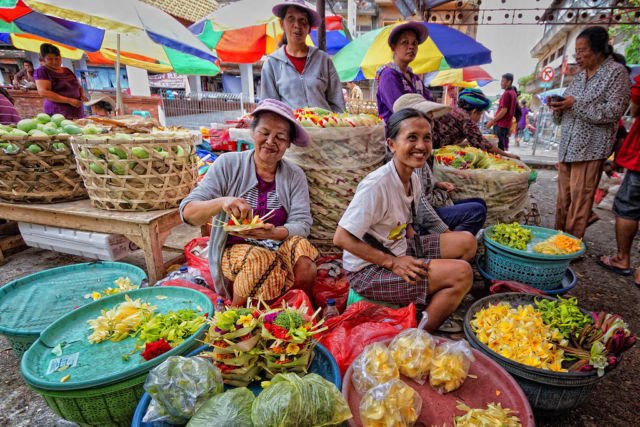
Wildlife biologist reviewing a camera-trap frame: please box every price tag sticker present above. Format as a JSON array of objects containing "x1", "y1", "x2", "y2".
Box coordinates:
[{"x1": 46, "y1": 352, "x2": 79, "y2": 375}]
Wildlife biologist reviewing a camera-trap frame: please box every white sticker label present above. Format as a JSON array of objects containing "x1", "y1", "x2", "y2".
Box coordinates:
[{"x1": 46, "y1": 352, "x2": 79, "y2": 375}]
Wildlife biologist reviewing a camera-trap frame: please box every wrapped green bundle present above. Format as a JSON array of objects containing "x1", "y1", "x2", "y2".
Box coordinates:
[
  {"x1": 187, "y1": 387, "x2": 255, "y2": 427},
  {"x1": 251, "y1": 373, "x2": 352, "y2": 427}
]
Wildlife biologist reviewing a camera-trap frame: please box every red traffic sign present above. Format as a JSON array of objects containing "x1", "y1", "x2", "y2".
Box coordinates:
[{"x1": 541, "y1": 66, "x2": 554, "y2": 82}]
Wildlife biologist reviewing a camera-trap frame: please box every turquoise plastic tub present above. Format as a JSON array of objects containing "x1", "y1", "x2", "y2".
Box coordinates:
[
  {"x1": 21, "y1": 286, "x2": 212, "y2": 427},
  {"x1": 0, "y1": 261, "x2": 146, "y2": 357},
  {"x1": 483, "y1": 225, "x2": 585, "y2": 290}
]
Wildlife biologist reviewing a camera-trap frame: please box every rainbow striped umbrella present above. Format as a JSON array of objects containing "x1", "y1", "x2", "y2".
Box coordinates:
[
  {"x1": 189, "y1": 0, "x2": 350, "y2": 63},
  {"x1": 424, "y1": 66, "x2": 494, "y2": 88},
  {"x1": 0, "y1": 0, "x2": 219, "y2": 75},
  {"x1": 333, "y1": 22, "x2": 491, "y2": 82}
]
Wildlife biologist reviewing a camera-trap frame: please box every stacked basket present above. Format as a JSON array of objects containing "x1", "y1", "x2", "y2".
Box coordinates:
[
  {"x1": 71, "y1": 133, "x2": 198, "y2": 211},
  {"x1": 0, "y1": 135, "x2": 87, "y2": 203}
]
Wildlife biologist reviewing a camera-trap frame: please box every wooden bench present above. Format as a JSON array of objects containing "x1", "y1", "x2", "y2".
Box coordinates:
[{"x1": 0, "y1": 199, "x2": 186, "y2": 284}]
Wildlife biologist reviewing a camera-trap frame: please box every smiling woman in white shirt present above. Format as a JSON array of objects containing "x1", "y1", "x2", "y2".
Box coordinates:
[{"x1": 333, "y1": 108, "x2": 476, "y2": 333}]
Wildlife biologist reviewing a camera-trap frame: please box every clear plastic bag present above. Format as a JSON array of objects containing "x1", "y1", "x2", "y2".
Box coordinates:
[
  {"x1": 388, "y1": 328, "x2": 436, "y2": 384},
  {"x1": 142, "y1": 356, "x2": 224, "y2": 425},
  {"x1": 251, "y1": 372, "x2": 352, "y2": 427},
  {"x1": 429, "y1": 340, "x2": 475, "y2": 394},
  {"x1": 187, "y1": 387, "x2": 255, "y2": 427},
  {"x1": 359, "y1": 379, "x2": 422, "y2": 427},
  {"x1": 351, "y1": 342, "x2": 399, "y2": 394}
]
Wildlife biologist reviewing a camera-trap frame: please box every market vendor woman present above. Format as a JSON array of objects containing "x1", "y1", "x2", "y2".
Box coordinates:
[
  {"x1": 180, "y1": 99, "x2": 318, "y2": 305},
  {"x1": 376, "y1": 22, "x2": 433, "y2": 123},
  {"x1": 34, "y1": 43, "x2": 87, "y2": 119},
  {"x1": 260, "y1": 0, "x2": 344, "y2": 113},
  {"x1": 333, "y1": 108, "x2": 474, "y2": 333}
]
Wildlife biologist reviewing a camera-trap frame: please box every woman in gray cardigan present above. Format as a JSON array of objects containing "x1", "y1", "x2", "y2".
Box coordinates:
[
  {"x1": 260, "y1": 0, "x2": 344, "y2": 113},
  {"x1": 180, "y1": 99, "x2": 318, "y2": 305}
]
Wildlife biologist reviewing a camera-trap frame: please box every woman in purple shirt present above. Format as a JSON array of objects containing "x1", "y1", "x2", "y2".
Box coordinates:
[
  {"x1": 33, "y1": 43, "x2": 87, "y2": 119},
  {"x1": 376, "y1": 22, "x2": 433, "y2": 122}
]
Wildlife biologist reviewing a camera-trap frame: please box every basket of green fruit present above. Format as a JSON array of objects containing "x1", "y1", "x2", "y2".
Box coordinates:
[
  {"x1": 0, "y1": 113, "x2": 92, "y2": 203},
  {"x1": 71, "y1": 132, "x2": 198, "y2": 211},
  {"x1": 482, "y1": 223, "x2": 585, "y2": 290}
]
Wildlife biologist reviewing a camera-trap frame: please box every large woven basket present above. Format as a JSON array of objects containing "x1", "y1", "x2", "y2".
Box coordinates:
[
  {"x1": 71, "y1": 133, "x2": 198, "y2": 211},
  {"x1": 0, "y1": 135, "x2": 87, "y2": 203}
]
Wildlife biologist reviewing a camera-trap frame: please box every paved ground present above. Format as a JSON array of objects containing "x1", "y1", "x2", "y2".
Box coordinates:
[{"x1": 0, "y1": 169, "x2": 638, "y2": 426}]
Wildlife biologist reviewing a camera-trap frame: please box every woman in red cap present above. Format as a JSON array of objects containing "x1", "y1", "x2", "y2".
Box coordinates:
[
  {"x1": 181, "y1": 99, "x2": 319, "y2": 306},
  {"x1": 376, "y1": 22, "x2": 433, "y2": 123}
]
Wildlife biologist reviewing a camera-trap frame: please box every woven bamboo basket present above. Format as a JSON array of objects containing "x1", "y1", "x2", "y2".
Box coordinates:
[
  {"x1": 71, "y1": 133, "x2": 198, "y2": 211},
  {"x1": 0, "y1": 135, "x2": 87, "y2": 203}
]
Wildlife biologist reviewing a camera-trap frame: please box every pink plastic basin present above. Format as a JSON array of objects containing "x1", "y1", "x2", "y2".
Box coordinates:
[{"x1": 343, "y1": 337, "x2": 535, "y2": 427}]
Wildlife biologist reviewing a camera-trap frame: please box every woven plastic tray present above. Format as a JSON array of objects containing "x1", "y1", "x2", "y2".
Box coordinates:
[
  {"x1": 0, "y1": 262, "x2": 146, "y2": 356},
  {"x1": 20, "y1": 286, "x2": 213, "y2": 391},
  {"x1": 484, "y1": 225, "x2": 586, "y2": 260},
  {"x1": 131, "y1": 342, "x2": 342, "y2": 427}
]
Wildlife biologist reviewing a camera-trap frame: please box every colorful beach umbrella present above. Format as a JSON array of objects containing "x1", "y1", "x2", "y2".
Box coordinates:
[
  {"x1": 333, "y1": 22, "x2": 492, "y2": 82},
  {"x1": 190, "y1": 0, "x2": 350, "y2": 63},
  {"x1": 424, "y1": 66, "x2": 494, "y2": 88},
  {"x1": 0, "y1": 0, "x2": 219, "y2": 75}
]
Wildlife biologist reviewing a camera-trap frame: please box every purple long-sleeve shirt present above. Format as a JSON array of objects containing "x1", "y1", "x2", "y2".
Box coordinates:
[{"x1": 376, "y1": 63, "x2": 432, "y2": 122}]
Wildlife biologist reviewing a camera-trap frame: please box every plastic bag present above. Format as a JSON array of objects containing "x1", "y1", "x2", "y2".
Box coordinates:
[
  {"x1": 270, "y1": 289, "x2": 315, "y2": 317},
  {"x1": 359, "y1": 379, "x2": 422, "y2": 427},
  {"x1": 186, "y1": 387, "x2": 255, "y2": 427},
  {"x1": 142, "y1": 356, "x2": 224, "y2": 424},
  {"x1": 312, "y1": 255, "x2": 349, "y2": 314},
  {"x1": 429, "y1": 340, "x2": 475, "y2": 394},
  {"x1": 433, "y1": 161, "x2": 531, "y2": 225},
  {"x1": 351, "y1": 342, "x2": 399, "y2": 394},
  {"x1": 185, "y1": 237, "x2": 213, "y2": 287},
  {"x1": 251, "y1": 373, "x2": 352, "y2": 427},
  {"x1": 316, "y1": 301, "x2": 417, "y2": 375},
  {"x1": 388, "y1": 328, "x2": 436, "y2": 384},
  {"x1": 489, "y1": 279, "x2": 547, "y2": 296}
]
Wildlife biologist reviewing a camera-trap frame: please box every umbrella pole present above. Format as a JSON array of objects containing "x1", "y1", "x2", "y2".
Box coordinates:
[{"x1": 115, "y1": 33, "x2": 123, "y2": 116}]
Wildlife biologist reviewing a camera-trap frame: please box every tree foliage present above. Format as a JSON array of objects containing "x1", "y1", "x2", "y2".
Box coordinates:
[{"x1": 609, "y1": 0, "x2": 640, "y2": 64}]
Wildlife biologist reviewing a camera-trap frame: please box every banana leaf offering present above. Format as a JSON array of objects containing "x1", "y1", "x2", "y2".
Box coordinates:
[{"x1": 434, "y1": 145, "x2": 528, "y2": 172}]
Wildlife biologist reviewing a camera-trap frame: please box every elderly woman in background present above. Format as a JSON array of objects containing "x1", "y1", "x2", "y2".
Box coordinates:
[
  {"x1": 85, "y1": 94, "x2": 116, "y2": 117},
  {"x1": 260, "y1": 0, "x2": 344, "y2": 112},
  {"x1": 376, "y1": 22, "x2": 433, "y2": 123},
  {"x1": 180, "y1": 99, "x2": 318, "y2": 305},
  {"x1": 549, "y1": 26, "x2": 630, "y2": 239},
  {"x1": 34, "y1": 43, "x2": 87, "y2": 119}
]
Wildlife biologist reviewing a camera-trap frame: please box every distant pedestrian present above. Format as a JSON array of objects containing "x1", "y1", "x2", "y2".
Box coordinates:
[
  {"x1": 549, "y1": 26, "x2": 630, "y2": 239},
  {"x1": 596, "y1": 73, "x2": 640, "y2": 287},
  {"x1": 516, "y1": 100, "x2": 529, "y2": 145},
  {"x1": 485, "y1": 72, "x2": 517, "y2": 151},
  {"x1": 348, "y1": 81, "x2": 363, "y2": 100}
]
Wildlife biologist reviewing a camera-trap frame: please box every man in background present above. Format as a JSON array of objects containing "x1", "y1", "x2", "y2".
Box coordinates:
[
  {"x1": 13, "y1": 60, "x2": 35, "y2": 89},
  {"x1": 486, "y1": 73, "x2": 517, "y2": 151},
  {"x1": 348, "y1": 81, "x2": 363, "y2": 100}
]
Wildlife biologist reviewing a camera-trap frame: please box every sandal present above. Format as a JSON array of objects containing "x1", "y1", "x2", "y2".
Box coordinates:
[
  {"x1": 596, "y1": 255, "x2": 632, "y2": 276},
  {"x1": 437, "y1": 318, "x2": 463, "y2": 334}
]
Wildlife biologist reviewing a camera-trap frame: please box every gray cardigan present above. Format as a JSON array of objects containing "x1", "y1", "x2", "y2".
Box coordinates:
[
  {"x1": 179, "y1": 150, "x2": 313, "y2": 299},
  {"x1": 260, "y1": 46, "x2": 345, "y2": 113}
]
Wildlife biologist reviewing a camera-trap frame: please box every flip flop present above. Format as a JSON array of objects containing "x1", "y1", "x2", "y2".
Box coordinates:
[
  {"x1": 596, "y1": 255, "x2": 632, "y2": 276},
  {"x1": 437, "y1": 318, "x2": 463, "y2": 334}
]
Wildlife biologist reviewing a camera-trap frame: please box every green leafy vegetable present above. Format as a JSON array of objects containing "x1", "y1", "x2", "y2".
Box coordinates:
[
  {"x1": 490, "y1": 223, "x2": 533, "y2": 250},
  {"x1": 137, "y1": 309, "x2": 206, "y2": 346},
  {"x1": 187, "y1": 387, "x2": 255, "y2": 427},
  {"x1": 274, "y1": 311, "x2": 306, "y2": 330},
  {"x1": 535, "y1": 296, "x2": 593, "y2": 339}
]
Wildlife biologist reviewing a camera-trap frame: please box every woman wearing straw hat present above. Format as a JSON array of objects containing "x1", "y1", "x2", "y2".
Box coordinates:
[
  {"x1": 181, "y1": 99, "x2": 319, "y2": 306},
  {"x1": 376, "y1": 21, "x2": 433, "y2": 123},
  {"x1": 85, "y1": 94, "x2": 116, "y2": 117},
  {"x1": 260, "y1": 0, "x2": 345, "y2": 113}
]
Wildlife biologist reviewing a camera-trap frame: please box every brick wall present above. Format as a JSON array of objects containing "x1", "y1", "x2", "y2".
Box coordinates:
[{"x1": 8, "y1": 90, "x2": 162, "y2": 121}]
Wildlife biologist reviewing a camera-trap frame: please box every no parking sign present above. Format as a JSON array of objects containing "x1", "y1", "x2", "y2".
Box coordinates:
[{"x1": 541, "y1": 66, "x2": 554, "y2": 82}]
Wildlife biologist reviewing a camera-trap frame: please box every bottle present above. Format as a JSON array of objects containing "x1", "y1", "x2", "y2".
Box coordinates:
[
  {"x1": 323, "y1": 298, "x2": 339, "y2": 320},
  {"x1": 215, "y1": 297, "x2": 226, "y2": 314}
]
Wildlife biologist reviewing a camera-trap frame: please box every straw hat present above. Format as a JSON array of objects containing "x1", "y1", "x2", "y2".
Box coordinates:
[
  {"x1": 388, "y1": 22, "x2": 429, "y2": 47},
  {"x1": 85, "y1": 94, "x2": 116, "y2": 109},
  {"x1": 393, "y1": 93, "x2": 450, "y2": 118},
  {"x1": 272, "y1": 0, "x2": 322, "y2": 28}
]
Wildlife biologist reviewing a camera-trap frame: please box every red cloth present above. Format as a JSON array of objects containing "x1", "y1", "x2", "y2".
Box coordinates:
[
  {"x1": 616, "y1": 75, "x2": 640, "y2": 172},
  {"x1": 496, "y1": 88, "x2": 517, "y2": 128},
  {"x1": 284, "y1": 49, "x2": 306, "y2": 74}
]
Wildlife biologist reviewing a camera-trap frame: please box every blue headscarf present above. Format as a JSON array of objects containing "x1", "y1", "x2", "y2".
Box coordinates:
[{"x1": 458, "y1": 88, "x2": 491, "y2": 111}]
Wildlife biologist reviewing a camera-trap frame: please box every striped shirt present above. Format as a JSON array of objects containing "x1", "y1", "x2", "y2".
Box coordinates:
[{"x1": 0, "y1": 94, "x2": 20, "y2": 125}]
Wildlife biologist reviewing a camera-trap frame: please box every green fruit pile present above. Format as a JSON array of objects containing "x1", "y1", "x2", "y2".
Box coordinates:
[{"x1": 0, "y1": 113, "x2": 104, "y2": 142}]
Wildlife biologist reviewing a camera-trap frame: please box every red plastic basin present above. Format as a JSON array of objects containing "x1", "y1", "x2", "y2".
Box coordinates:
[{"x1": 342, "y1": 337, "x2": 535, "y2": 427}]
